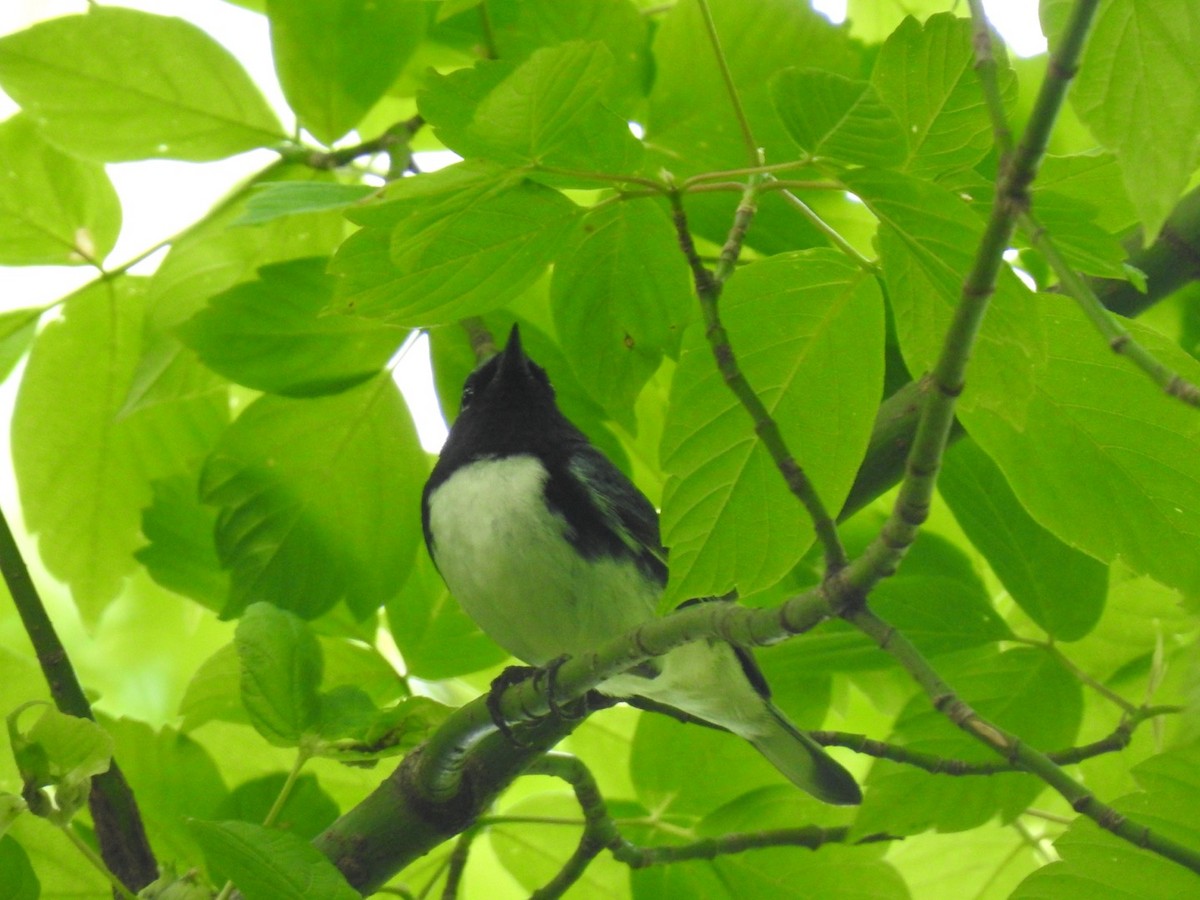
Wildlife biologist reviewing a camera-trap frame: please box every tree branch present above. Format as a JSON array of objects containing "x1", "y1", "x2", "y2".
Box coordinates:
[
  {"x1": 968, "y1": 1, "x2": 1198, "y2": 408},
  {"x1": 842, "y1": 0, "x2": 1101, "y2": 602},
  {"x1": 0, "y1": 505, "x2": 157, "y2": 891},
  {"x1": 848, "y1": 606, "x2": 1200, "y2": 875},
  {"x1": 811, "y1": 702, "x2": 1179, "y2": 775}
]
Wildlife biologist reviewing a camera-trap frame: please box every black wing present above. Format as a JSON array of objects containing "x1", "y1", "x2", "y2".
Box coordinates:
[{"x1": 543, "y1": 441, "x2": 668, "y2": 589}]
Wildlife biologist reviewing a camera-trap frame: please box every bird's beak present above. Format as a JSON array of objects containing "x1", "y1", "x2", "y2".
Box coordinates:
[{"x1": 496, "y1": 323, "x2": 528, "y2": 380}]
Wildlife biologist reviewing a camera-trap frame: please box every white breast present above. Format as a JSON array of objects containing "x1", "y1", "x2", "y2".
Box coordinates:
[{"x1": 426, "y1": 455, "x2": 660, "y2": 666}]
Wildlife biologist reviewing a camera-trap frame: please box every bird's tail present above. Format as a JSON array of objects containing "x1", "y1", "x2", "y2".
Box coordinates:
[{"x1": 749, "y1": 703, "x2": 862, "y2": 806}]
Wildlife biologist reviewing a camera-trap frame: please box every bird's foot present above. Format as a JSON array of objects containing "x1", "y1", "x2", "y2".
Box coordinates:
[
  {"x1": 537, "y1": 654, "x2": 593, "y2": 721},
  {"x1": 487, "y1": 665, "x2": 539, "y2": 747}
]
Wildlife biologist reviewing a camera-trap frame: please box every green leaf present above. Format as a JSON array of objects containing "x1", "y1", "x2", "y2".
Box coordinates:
[
  {"x1": 190, "y1": 819, "x2": 359, "y2": 900},
  {"x1": 180, "y1": 643, "x2": 248, "y2": 732},
  {"x1": 1012, "y1": 745, "x2": 1200, "y2": 899},
  {"x1": 488, "y1": 0, "x2": 651, "y2": 115},
  {"x1": 491, "y1": 793, "x2": 632, "y2": 895},
  {"x1": 201, "y1": 375, "x2": 425, "y2": 619},
  {"x1": 886, "y1": 819, "x2": 1040, "y2": 900},
  {"x1": 237, "y1": 182, "x2": 376, "y2": 225},
  {"x1": 0, "y1": 836, "x2": 38, "y2": 900},
  {"x1": 0, "y1": 795, "x2": 24, "y2": 840},
  {"x1": 871, "y1": 14, "x2": 1013, "y2": 177},
  {"x1": 473, "y1": 41, "x2": 643, "y2": 173},
  {"x1": 8, "y1": 705, "x2": 112, "y2": 822},
  {"x1": 101, "y1": 718, "x2": 228, "y2": 869},
  {"x1": 12, "y1": 281, "x2": 227, "y2": 620},
  {"x1": 0, "y1": 115, "x2": 120, "y2": 265},
  {"x1": 1057, "y1": 0, "x2": 1200, "y2": 238},
  {"x1": 333, "y1": 177, "x2": 578, "y2": 325},
  {"x1": 137, "y1": 475, "x2": 230, "y2": 613},
  {"x1": 0, "y1": 310, "x2": 40, "y2": 385},
  {"x1": 1035, "y1": 153, "x2": 1138, "y2": 234},
  {"x1": 843, "y1": 167, "x2": 1046, "y2": 425},
  {"x1": 772, "y1": 69, "x2": 906, "y2": 168},
  {"x1": 963, "y1": 297, "x2": 1200, "y2": 600},
  {"x1": 127, "y1": 167, "x2": 347, "y2": 413},
  {"x1": 423, "y1": 41, "x2": 642, "y2": 175},
  {"x1": 235, "y1": 604, "x2": 323, "y2": 746},
  {"x1": 215, "y1": 774, "x2": 338, "y2": 840},
  {"x1": 0, "y1": 8, "x2": 283, "y2": 161},
  {"x1": 632, "y1": 713, "x2": 801, "y2": 820},
  {"x1": 550, "y1": 200, "x2": 693, "y2": 427},
  {"x1": 647, "y1": 0, "x2": 860, "y2": 173},
  {"x1": 437, "y1": 0, "x2": 483, "y2": 22},
  {"x1": 179, "y1": 257, "x2": 406, "y2": 396},
  {"x1": 660, "y1": 250, "x2": 884, "y2": 602},
  {"x1": 267, "y1": 0, "x2": 425, "y2": 145},
  {"x1": 772, "y1": 525, "x2": 1011, "y2": 674},
  {"x1": 385, "y1": 549, "x2": 509, "y2": 681},
  {"x1": 853, "y1": 648, "x2": 1082, "y2": 838},
  {"x1": 1027, "y1": 191, "x2": 1129, "y2": 281},
  {"x1": 939, "y1": 440, "x2": 1107, "y2": 641}
]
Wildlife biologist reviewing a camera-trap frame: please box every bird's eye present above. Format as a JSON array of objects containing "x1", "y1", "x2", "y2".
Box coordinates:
[{"x1": 460, "y1": 383, "x2": 476, "y2": 409}]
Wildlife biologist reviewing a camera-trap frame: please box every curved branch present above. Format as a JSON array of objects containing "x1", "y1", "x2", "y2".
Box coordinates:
[{"x1": 0, "y1": 505, "x2": 157, "y2": 890}]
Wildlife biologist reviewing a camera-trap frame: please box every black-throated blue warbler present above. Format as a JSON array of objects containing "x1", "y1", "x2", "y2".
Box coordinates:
[{"x1": 422, "y1": 325, "x2": 861, "y2": 805}]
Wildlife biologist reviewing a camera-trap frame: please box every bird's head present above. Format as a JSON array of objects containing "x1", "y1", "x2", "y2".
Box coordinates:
[
  {"x1": 443, "y1": 324, "x2": 573, "y2": 460},
  {"x1": 460, "y1": 324, "x2": 555, "y2": 414}
]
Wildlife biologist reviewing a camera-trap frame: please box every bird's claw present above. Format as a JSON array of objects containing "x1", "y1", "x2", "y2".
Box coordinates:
[{"x1": 487, "y1": 665, "x2": 539, "y2": 747}]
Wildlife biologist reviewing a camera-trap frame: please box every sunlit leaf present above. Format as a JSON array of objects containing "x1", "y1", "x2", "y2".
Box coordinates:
[
  {"x1": 267, "y1": 0, "x2": 425, "y2": 145},
  {"x1": 661, "y1": 250, "x2": 884, "y2": 603},
  {"x1": 191, "y1": 819, "x2": 359, "y2": 900},
  {"x1": 201, "y1": 375, "x2": 424, "y2": 619},
  {"x1": 0, "y1": 115, "x2": 120, "y2": 265},
  {"x1": 0, "y1": 7, "x2": 283, "y2": 160}
]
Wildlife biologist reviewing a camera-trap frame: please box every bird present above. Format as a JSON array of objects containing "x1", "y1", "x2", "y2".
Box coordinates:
[{"x1": 421, "y1": 324, "x2": 861, "y2": 805}]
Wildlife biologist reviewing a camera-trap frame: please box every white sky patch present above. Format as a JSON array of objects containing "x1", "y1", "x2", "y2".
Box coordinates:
[
  {"x1": 391, "y1": 331, "x2": 449, "y2": 452},
  {"x1": 811, "y1": 1, "x2": 1045, "y2": 57}
]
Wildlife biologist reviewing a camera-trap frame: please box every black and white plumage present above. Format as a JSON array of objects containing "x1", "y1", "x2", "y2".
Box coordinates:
[{"x1": 421, "y1": 325, "x2": 860, "y2": 805}]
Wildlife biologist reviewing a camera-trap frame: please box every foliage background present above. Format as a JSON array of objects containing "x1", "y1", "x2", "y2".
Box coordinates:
[{"x1": 0, "y1": 0, "x2": 1198, "y2": 898}]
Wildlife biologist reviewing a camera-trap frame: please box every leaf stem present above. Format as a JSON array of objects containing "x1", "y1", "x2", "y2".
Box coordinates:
[
  {"x1": 1021, "y1": 209, "x2": 1200, "y2": 406},
  {"x1": 682, "y1": 159, "x2": 823, "y2": 186},
  {"x1": 695, "y1": 0, "x2": 758, "y2": 165},
  {"x1": 441, "y1": 829, "x2": 475, "y2": 900},
  {"x1": 262, "y1": 748, "x2": 312, "y2": 828},
  {"x1": 533, "y1": 165, "x2": 667, "y2": 192},
  {"x1": 774, "y1": 184, "x2": 879, "y2": 273}
]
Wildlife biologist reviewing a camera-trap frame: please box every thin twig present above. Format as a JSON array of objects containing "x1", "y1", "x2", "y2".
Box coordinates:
[
  {"x1": 849, "y1": 606, "x2": 1200, "y2": 874},
  {"x1": 668, "y1": 187, "x2": 849, "y2": 572},
  {"x1": 534, "y1": 165, "x2": 667, "y2": 192},
  {"x1": 811, "y1": 702, "x2": 1178, "y2": 774},
  {"x1": 440, "y1": 830, "x2": 475, "y2": 900}
]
